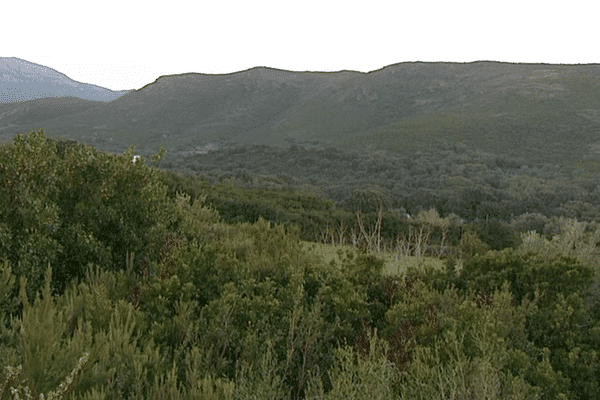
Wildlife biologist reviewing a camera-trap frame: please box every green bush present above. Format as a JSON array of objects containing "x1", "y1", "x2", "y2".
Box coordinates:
[
  {"x1": 0, "y1": 129, "x2": 174, "y2": 303},
  {"x1": 459, "y1": 248, "x2": 594, "y2": 307},
  {"x1": 455, "y1": 248, "x2": 599, "y2": 399},
  {"x1": 3, "y1": 129, "x2": 599, "y2": 399},
  {"x1": 386, "y1": 276, "x2": 568, "y2": 399}
]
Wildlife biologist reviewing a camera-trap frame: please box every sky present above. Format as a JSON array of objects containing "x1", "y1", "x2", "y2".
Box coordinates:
[{"x1": 6, "y1": 0, "x2": 597, "y2": 91}]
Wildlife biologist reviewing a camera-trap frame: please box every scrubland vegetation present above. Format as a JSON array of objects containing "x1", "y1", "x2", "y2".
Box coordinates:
[{"x1": 1, "y1": 130, "x2": 599, "y2": 399}]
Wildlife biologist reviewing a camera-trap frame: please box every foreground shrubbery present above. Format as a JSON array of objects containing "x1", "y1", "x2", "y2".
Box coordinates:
[{"x1": 1, "y1": 131, "x2": 599, "y2": 399}]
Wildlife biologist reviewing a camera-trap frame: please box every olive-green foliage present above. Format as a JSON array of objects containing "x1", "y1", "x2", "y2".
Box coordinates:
[
  {"x1": 0, "y1": 256, "x2": 214, "y2": 400},
  {"x1": 159, "y1": 169, "x2": 333, "y2": 218},
  {"x1": 448, "y1": 235, "x2": 600, "y2": 399},
  {"x1": 234, "y1": 337, "x2": 289, "y2": 399},
  {"x1": 394, "y1": 285, "x2": 544, "y2": 399},
  {"x1": 3, "y1": 130, "x2": 600, "y2": 399},
  {"x1": 167, "y1": 213, "x2": 374, "y2": 398},
  {"x1": 163, "y1": 139, "x2": 599, "y2": 224},
  {"x1": 458, "y1": 248, "x2": 593, "y2": 308},
  {"x1": 1, "y1": 352, "x2": 90, "y2": 400},
  {"x1": 457, "y1": 230, "x2": 492, "y2": 262},
  {"x1": 13, "y1": 267, "x2": 93, "y2": 397},
  {"x1": 304, "y1": 329, "x2": 398, "y2": 400},
  {"x1": 466, "y1": 218, "x2": 522, "y2": 251},
  {"x1": 519, "y1": 216, "x2": 600, "y2": 276},
  {"x1": 385, "y1": 267, "x2": 569, "y2": 400},
  {"x1": 155, "y1": 167, "x2": 495, "y2": 259},
  {"x1": 525, "y1": 292, "x2": 600, "y2": 399},
  {"x1": 0, "y1": 129, "x2": 174, "y2": 304},
  {"x1": 0, "y1": 260, "x2": 20, "y2": 370},
  {"x1": 510, "y1": 212, "x2": 550, "y2": 236}
]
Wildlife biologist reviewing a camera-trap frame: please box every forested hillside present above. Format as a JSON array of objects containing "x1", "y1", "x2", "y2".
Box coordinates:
[
  {"x1": 162, "y1": 140, "x2": 600, "y2": 224},
  {"x1": 3, "y1": 62, "x2": 599, "y2": 174},
  {"x1": 0, "y1": 130, "x2": 599, "y2": 399}
]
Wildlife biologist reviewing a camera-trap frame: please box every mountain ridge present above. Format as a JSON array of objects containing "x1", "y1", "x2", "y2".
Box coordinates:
[
  {"x1": 1, "y1": 58, "x2": 599, "y2": 171},
  {"x1": 0, "y1": 57, "x2": 133, "y2": 103}
]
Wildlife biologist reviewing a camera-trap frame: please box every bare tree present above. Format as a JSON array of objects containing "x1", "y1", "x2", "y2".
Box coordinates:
[{"x1": 350, "y1": 187, "x2": 391, "y2": 254}]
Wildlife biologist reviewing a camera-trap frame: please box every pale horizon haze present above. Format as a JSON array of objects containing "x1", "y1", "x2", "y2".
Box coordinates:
[{"x1": 6, "y1": 0, "x2": 597, "y2": 91}]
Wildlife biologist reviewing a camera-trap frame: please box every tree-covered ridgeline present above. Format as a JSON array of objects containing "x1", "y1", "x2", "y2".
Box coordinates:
[
  {"x1": 157, "y1": 139, "x2": 600, "y2": 225},
  {"x1": 0, "y1": 130, "x2": 598, "y2": 399}
]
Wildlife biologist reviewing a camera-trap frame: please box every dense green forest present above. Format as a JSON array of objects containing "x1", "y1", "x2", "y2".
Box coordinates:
[
  {"x1": 159, "y1": 138, "x2": 600, "y2": 224},
  {"x1": 1, "y1": 130, "x2": 599, "y2": 399}
]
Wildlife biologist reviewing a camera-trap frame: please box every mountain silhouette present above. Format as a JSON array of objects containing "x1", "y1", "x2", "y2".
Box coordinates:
[
  {"x1": 1, "y1": 59, "x2": 599, "y2": 170},
  {"x1": 0, "y1": 57, "x2": 132, "y2": 103}
]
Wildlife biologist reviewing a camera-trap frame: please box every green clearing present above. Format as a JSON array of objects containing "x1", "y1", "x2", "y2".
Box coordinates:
[{"x1": 299, "y1": 240, "x2": 446, "y2": 276}]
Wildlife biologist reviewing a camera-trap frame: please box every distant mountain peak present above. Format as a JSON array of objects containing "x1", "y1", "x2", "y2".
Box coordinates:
[{"x1": 0, "y1": 57, "x2": 133, "y2": 103}]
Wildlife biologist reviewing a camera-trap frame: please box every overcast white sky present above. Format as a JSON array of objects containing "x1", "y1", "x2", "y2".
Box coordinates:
[{"x1": 6, "y1": 0, "x2": 596, "y2": 91}]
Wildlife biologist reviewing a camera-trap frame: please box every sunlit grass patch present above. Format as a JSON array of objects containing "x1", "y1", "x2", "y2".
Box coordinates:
[{"x1": 299, "y1": 240, "x2": 445, "y2": 277}]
